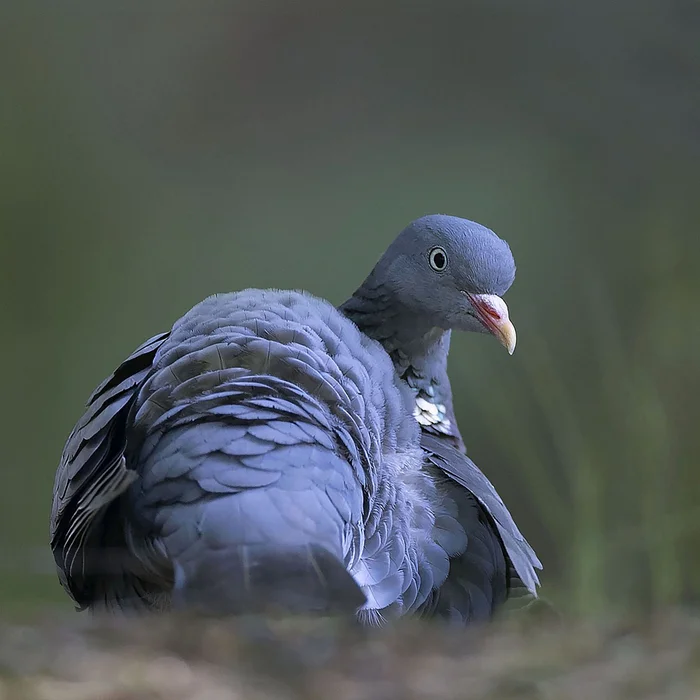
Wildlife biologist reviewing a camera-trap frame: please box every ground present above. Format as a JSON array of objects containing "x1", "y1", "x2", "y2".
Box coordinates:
[{"x1": 1, "y1": 609, "x2": 699, "y2": 700}]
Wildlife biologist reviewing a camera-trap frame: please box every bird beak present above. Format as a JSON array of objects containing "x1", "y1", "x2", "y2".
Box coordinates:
[{"x1": 466, "y1": 293, "x2": 517, "y2": 355}]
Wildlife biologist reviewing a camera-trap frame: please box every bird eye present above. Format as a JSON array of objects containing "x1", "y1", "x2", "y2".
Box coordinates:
[{"x1": 428, "y1": 246, "x2": 448, "y2": 271}]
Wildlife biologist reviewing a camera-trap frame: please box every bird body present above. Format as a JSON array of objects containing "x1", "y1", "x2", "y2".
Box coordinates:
[
  {"x1": 51, "y1": 214, "x2": 541, "y2": 623},
  {"x1": 52, "y1": 289, "x2": 464, "y2": 619}
]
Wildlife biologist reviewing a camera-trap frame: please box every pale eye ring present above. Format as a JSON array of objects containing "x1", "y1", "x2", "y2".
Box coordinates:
[{"x1": 428, "y1": 246, "x2": 448, "y2": 271}]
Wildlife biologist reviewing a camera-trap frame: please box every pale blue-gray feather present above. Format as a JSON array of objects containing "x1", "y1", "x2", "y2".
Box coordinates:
[{"x1": 52, "y1": 288, "x2": 458, "y2": 618}]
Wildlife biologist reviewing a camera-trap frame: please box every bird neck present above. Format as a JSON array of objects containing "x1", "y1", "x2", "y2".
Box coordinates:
[{"x1": 340, "y1": 276, "x2": 465, "y2": 451}]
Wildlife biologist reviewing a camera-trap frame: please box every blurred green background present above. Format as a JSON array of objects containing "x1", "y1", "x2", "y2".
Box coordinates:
[{"x1": 1, "y1": 1, "x2": 698, "y2": 618}]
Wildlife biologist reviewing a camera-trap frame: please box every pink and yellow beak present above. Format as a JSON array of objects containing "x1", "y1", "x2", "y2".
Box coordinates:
[{"x1": 466, "y1": 293, "x2": 517, "y2": 355}]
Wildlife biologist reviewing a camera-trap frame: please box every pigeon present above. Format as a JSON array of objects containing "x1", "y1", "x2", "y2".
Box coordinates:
[
  {"x1": 50, "y1": 214, "x2": 540, "y2": 623},
  {"x1": 340, "y1": 214, "x2": 541, "y2": 621}
]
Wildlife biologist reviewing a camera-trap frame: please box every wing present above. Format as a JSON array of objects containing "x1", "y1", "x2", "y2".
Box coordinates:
[
  {"x1": 50, "y1": 331, "x2": 170, "y2": 609},
  {"x1": 420, "y1": 432, "x2": 542, "y2": 597}
]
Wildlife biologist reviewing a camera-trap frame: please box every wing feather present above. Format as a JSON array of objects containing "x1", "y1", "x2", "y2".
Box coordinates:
[
  {"x1": 420, "y1": 432, "x2": 541, "y2": 596},
  {"x1": 50, "y1": 332, "x2": 170, "y2": 607}
]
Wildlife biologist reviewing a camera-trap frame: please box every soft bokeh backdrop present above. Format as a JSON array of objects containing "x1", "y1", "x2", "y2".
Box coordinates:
[{"x1": 1, "y1": 0, "x2": 698, "y2": 618}]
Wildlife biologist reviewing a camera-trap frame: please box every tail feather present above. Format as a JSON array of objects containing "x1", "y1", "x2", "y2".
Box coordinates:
[{"x1": 172, "y1": 543, "x2": 367, "y2": 616}]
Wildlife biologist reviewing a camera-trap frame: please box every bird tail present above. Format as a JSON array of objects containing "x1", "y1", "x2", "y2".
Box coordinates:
[{"x1": 171, "y1": 542, "x2": 366, "y2": 616}]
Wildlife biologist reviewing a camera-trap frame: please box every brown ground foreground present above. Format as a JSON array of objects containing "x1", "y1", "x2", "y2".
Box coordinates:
[{"x1": 1, "y1": 608, "x2": 699, "y2": 700}]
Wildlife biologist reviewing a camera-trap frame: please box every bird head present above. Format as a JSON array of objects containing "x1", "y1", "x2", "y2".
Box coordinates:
[{"x1": 375, "y1": 214, "x2": 517, "y2": 354}]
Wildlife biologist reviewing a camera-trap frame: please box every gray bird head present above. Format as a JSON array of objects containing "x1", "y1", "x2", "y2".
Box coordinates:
[{"x1": 370, "y1": 214, "x2": 518, "y2": 353}]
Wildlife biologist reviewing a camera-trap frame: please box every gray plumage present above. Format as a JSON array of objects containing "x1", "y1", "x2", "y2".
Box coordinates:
[
  {"x1": 52, "y1": 290, "x2": 453, "y2": 619},
  {"x1": 51, "y1": 213, "x2": 541, "y2": 623}
]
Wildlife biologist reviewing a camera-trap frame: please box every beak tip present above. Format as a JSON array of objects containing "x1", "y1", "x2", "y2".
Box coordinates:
[{"x1": 499, "y1": 322, "x2": 517, "y2": 356}]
